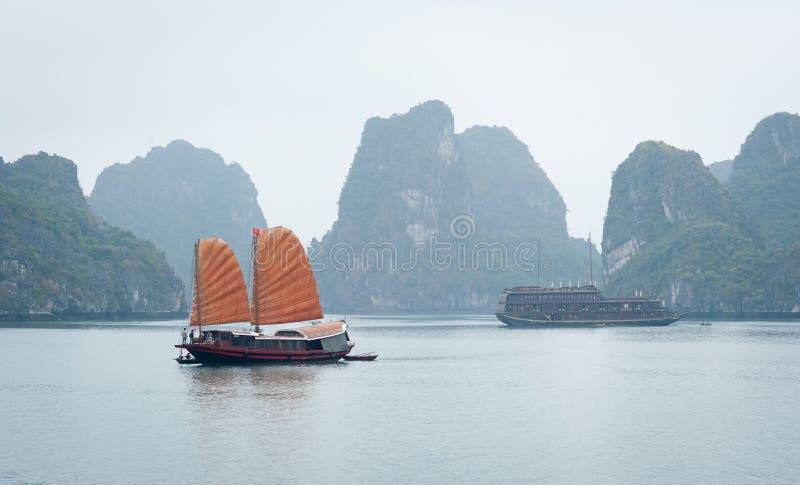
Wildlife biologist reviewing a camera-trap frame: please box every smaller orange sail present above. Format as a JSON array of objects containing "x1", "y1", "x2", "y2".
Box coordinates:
[
  {"x1": 251, "y1": 226, "x2": 324, "y2": 325},
  {"x1": 190, "y1": 237, "x2": 251, "y2": 326}
]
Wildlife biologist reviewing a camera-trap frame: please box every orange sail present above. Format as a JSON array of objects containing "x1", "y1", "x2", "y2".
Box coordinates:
[
  {"x1": 250, "y1": 226, "x2": 324, "y2": 325},
  {"x1": 189, "y1": 237, "x2": 251, "y2": 326}
]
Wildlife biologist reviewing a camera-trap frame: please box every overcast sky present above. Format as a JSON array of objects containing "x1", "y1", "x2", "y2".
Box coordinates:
[{"x1": 1, "y1": 1, "x2": 798, "y2": 246}]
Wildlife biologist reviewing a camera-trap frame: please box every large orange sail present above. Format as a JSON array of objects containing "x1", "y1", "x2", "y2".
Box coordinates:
[
  {"x1": 189, "y1": 237, "x2": 251, "y2": 326},
  {"x1": 250, "y1": 226, "x2": 324, "y2": 325}
]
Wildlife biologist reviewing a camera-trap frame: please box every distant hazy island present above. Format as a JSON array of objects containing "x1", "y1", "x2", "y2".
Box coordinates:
[
  {"x1": 1, "y1": 103, "x2": 798, "y2": 319},
  {"x1": 313, "y1": 100, "x2": 599, "y2": 313},
  {"x1": 90, "y1": 140, "x2": 267, "y2": 293}
]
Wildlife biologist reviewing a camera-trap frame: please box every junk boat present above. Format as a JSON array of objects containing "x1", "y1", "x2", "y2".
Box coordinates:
[
  {"x1": 495, "y1": 284, "x2": 684, "y2": 327},
  {"x1": 175, "y1": 227, "x2": 354, "y2": 364}
]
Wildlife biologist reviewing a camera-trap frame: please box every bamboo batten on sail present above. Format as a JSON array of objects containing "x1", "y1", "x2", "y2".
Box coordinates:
[
  {"x1": 251, "y1": 226, "x2": 324, "y2": 325},
  {"x1": 190, "y1": 237, "x2": 251, "y2": 326}
]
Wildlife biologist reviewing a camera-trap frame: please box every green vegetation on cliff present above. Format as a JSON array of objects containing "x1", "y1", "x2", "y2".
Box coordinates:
[
  {"x1": 603, "y1": 112, "x2": 800, "y2": 313},
  {"x1": 0, "y1": 152, "x2": 184, "y2": 317},
  {"x1": 757, "y1": 244, "x2": 800, "y2": 311},
  {"x1": 602, "y1": 141, "x2": 760, "y2": 311},
  {"x1": 606, "y1": 221, "x2": 762, "y2": 311},
  {"x1": 89, "y1": 140, "x2": 267, "y2": 291},
  {"x1": 604, "y1": 141, "x2": 751, "y2": 252}
]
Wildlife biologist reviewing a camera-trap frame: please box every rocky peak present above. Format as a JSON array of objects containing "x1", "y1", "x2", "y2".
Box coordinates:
[
  {"x1": 602, "y1": 140, "x2": 744, "y2": 277},
  {"x1": 727, "y1": 112, "x2": 800, "y2": 250},
  {"x1": 738, "y1": 112, "x2": 800, "y2": 167},
  {"x1": 335, "y1": 100, "x2": 462, "y2": 245},
  {"x1": 456, "y1": 125, "x2": 567, "y2": 239},
  {"x1": 1, "y1": 152, "x2": 86, "y2": 208},
  {"x1": 129, "y1": 139, "x2": 226, "y2": 171},
  {"x1": 395, "y1": 99, "x2": 454, "y2": 131}
]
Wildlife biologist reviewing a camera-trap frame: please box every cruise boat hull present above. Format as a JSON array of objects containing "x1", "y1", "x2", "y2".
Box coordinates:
[{"x1": 496, "y1": 312, "x2": 682, "y2": 327}]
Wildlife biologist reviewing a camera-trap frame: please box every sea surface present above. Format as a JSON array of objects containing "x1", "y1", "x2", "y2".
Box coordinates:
[{"x1": 1, "y1": 316, "x2": 799, "y2": 484}]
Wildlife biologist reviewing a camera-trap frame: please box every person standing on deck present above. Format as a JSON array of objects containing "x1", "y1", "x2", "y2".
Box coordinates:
[
  {"x1": 181, "y1": 327, "x2": 187, "y2": 344},
  {"x1": 189, "y1": 328, "x2": 195, "y2": 343}
]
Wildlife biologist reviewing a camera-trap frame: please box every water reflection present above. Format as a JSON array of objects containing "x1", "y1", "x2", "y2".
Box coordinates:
[
  {"x1": 180, "y1": 364, "x2": 327, "y2": 457},
  {"x1": 182, "y1": 364, "x2": 320, "y2": 423},
  {"x1": 185, "y1": 365, "x2": 316, "y2": 398}
]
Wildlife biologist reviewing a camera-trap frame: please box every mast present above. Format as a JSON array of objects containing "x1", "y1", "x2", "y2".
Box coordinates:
[
  {"x1": 251, "y1": 229, "x2": 260, "y2": 332},
  {"x1": 537, "y1": 238, "x2": 542, "y2": 286},
  {"x1": 193, "y1": 240, "x2": 201, "y2": 333},
  {"x1": 588, "y1": 233, "x2": 593, "y2": 286}
]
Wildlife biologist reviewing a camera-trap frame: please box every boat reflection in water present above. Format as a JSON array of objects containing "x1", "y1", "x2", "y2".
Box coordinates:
[
  {"x1": 185, "y1": 365, "x2": 317, "y2": 402},
  {"x1": 176, "y1": 227, "x2": 354, "y2": 364},
  {"x1": 182, "y1": 365, "x2": 320, "y2": 437}
]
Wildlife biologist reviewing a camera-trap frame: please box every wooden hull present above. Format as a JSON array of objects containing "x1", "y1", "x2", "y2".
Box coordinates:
[
  {"x1": 175, "y1": 355, "x2": 200, "y2": 364},
  {"x1": 496, "y1": 312, "x2": 683, "y2": 327},
  {"x1": 177, "y1": 343, "x2": 352, "y2": 364},
  {"x1": 343, "y1": 353, "x2": 378, "y2": 361}
]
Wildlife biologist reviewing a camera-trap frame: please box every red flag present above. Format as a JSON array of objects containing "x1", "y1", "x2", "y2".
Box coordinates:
[{"x1": 252, "y1": 228, "x2": 260, "y2": 236}]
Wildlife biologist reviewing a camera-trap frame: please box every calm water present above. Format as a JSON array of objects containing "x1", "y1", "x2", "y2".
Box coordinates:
[{"x1": 1, "y1": 316, "x2": 799, "y2": 484}]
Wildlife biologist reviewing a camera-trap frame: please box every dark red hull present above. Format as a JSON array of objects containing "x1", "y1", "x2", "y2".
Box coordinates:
[{"x1": 176, "y1": 343, "x2": 351, "y2": 364}]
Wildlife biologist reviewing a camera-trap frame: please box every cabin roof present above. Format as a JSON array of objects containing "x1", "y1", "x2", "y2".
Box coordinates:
[
  {"x1": 217, "y1": 322, "x2": 346, "y2": 340},
  {"x1": 506, "y1": 285, "x2": 599, "y2": 293},
  {"x1": 293, "y1": 321, "x2": 346, "y2": 339}
]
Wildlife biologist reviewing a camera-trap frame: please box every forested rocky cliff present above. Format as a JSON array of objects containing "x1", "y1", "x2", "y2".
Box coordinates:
[
  {"x1": 601, "y1": 141, "x2": 759, "y2": 310},
  {"x1": 726, "y1": 113, "x2": 800, "y2": 250},
  {"x1": 0, "y1": 152, "x2": 184, "y2": 318},
  {"x1": 602, "y1": 112, "x2": 800, "y2": 311},
  {"x1": 726, "y1": 113, "x2": 800, "y2": 310}
]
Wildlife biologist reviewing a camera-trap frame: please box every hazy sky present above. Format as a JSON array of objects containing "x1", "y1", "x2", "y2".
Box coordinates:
[{"x1": 2, "y1": 1, "x2": 798, "y2": 245}]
